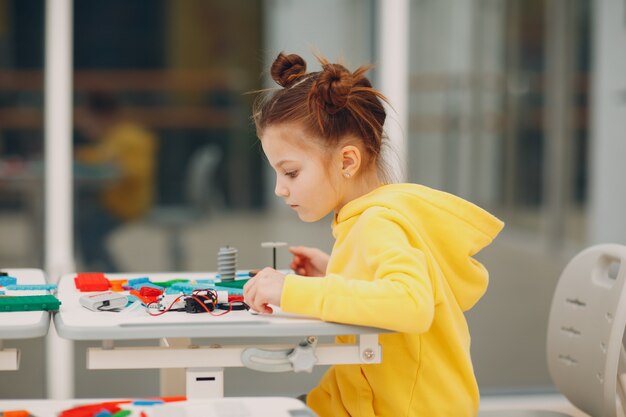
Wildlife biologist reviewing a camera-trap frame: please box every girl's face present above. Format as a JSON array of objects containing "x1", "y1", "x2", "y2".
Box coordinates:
[{"x1": 261, "y1": 123, "x2": 344, "y2": 222}]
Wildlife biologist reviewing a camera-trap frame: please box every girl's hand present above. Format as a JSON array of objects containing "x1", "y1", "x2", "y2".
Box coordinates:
[
  {"x1": 288, "y1": 246, "x2": 329, "y2": 277},
  {"x1": 243, "y1": 267, "x2": 286, "y2": 314}
]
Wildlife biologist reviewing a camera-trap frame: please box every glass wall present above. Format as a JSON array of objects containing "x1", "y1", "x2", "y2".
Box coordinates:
[
  {"x1": 72, "y1": 0, "x2": 265, "y2": 275},
  {"x1": 407, "y1": 0, "x2": 592, "y2": 392},
  {"x1": 0, "y1": 0, "x2": 46, "y2": 399},
  {"x1": 0, "y1": 0, "x2": 45, "y2": 268},
  {"x1": 0, "y1": 0, "x2": 378, "y2": 399}
]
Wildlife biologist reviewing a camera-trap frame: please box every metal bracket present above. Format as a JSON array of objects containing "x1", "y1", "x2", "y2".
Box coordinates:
[
  {"x1": 0, "y1": 340, "x2": 20, "y2": 371},
  {"x1": 241, "y1": 336, "x2": 318, "y2": 373}
]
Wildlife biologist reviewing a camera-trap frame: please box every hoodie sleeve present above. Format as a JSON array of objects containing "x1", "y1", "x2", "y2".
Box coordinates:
[{"x1": 281, "y1": 208, "x2": 435, "y2": 334}]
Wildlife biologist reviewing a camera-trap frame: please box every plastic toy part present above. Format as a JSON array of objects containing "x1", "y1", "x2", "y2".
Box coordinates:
[
  {"x1": 109, "y1": 279, "x2": 127, "y2": 292},
  {"x1": 0, "y1": 276, "x2": 17, "y2": 286},
  {"x1": 139, "y1": 287, "x2": 163, "y2": 298},
  {"x1": 184, "y1": 296, "x2": 215, "y2": 313},
  {"x1": 0, "y1": 295, "x2": 61, "y2": 312},
  {"x1": 127, "y1": 277, "x2": 149, "y2": 287},
  {"x1": 129, "y1": 290, "x2": 158, "y2": 305},
  {"x1": 5, "y1": 284, "x2": 57, "y2": 292},
  {"x1": 261, "y1": 241, "x2": 288, "y2": 269},
  {"x1": 214, "y1": 279, "x2": 248, "y2": 290},
  {"x1": 74, "y1": 273, "x2": 110, "y2": 292},
  {"x1": 0, "y1": 410, "x2": 33, "y2": 417},
  {"x1": 217, "y1": 246, "x2": 237, "y2": 281},
  {"x1": 79, "y1": 292, "x2": 128, "y2": 312},
  {"x1": 155, "y1": 279, "x2": 189, "y2": 288},
  {"x1": 57, "y1": 401, "x2": 129, "y2": 417},
  {"x1": 156, "y1": 293, "x2": 186, "y2": 311}
]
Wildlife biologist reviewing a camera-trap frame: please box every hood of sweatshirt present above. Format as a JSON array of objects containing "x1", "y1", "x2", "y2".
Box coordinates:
[{"x1": 333, "y1": 183, "x2": 504, "y2": 311}]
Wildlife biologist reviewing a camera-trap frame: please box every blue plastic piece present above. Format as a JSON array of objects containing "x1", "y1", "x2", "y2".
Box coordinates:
[
  {"x1": 132, "y1": 399, "x2": 164, "y2": 406},
  {"x1": 165, "y1": 284, "x2": 244, "y2": 296},
  {"x1": 94, "y1": 410, "x2": 113, "y2": 417},
  {"x1": 169, "y1": 282, "x2": 212, "y2": 293},
  {"x1": 5, "y1": 284, "x2": 57, "y2": 291},
  {"x1": 126, "y1": 294, "x2": 141, "y2": 304},
  {"x1": 126, "y1": 277, "x2": 150, "y2": 286},
  {"x1": 212, "y1": 285, "x2": 244, "y2": 295},
  {"x1": 0, "y1": 276, "x2": 17, "y2": 286},
  {"x1": 164, "y1": 287, "x2": 187, "y2": 295},
  {"x1": 129, "y1": 282, "x2": 164, "y2": 291}
]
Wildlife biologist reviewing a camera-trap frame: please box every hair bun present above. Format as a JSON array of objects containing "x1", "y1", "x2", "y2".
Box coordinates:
[
  {"x1": 271, "y1": 53, "x2": 307, "y2": 88},
  {"x1": 312, "y1": 62, "x2": 353, "y2": 115}
]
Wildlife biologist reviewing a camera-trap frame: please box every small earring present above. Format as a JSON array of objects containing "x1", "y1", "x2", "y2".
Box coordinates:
[{"x1": 343, "y1": 172, "x2": 351, "y2": 178}]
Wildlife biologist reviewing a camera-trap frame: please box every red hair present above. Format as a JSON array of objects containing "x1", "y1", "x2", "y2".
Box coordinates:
[{"x1": 253, "y1": 52, "x2": 388, "y2": 166}]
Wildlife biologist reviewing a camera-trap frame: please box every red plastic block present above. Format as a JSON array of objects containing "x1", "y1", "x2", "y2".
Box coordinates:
[
  {"x1": 130, "y1": 289, "x2": 158, "y2": 305},
  {"x1": 139, "y1": 287, "x2": 163, "y2": 297},
  {"x1": 58, "y1": 401, "x2": 129, "y2": 417},
  {"x1": 74, "y1": 273, "x2": 110, "y2": 292}
]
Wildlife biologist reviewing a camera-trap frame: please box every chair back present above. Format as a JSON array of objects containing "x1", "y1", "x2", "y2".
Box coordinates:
[{"x1": 547, "y1": 244, "x2": 626, "y2": 417}]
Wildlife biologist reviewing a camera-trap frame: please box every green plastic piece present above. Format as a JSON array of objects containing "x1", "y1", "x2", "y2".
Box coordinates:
[
  {"x1": 0, "y1": 295, "x2": 61, "y2": 312},
  {"x1": 156, "y1": 279, "x2": 189, "y2": 288},
  {"x1": 111, "y1": 410, "x2": 132, "y2": 417},
  {"x1": 215, "y1": 278, "x2": 249, "y2": 289}
]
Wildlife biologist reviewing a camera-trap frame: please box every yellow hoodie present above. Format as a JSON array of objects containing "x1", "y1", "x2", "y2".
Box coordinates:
[{"x1": 280, "y1": 183, "x2": 504, "y2": 417}]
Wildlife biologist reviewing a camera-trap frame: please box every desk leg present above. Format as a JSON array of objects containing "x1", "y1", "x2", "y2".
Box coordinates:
[
  {"x1": 0, "y1": 340, "x2": 20, "y2": 370},
  {"x1": 159, "y1": 338, "x2": 189, "y2": 397},
  {"x1": 186, "y1": 367, "x2": 224, "y2": 399}
]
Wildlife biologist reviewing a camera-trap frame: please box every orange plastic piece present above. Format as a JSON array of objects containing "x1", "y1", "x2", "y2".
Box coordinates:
[
  {"x1": 3, "y1": 411, "x2": 31, "y2": 417},
  {"x1": 109, "y1": 279, "x2": 127, "y2": 292}
]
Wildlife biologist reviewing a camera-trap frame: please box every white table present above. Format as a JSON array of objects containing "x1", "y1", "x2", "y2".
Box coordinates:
[
  {"x1": 54, "y1": 272, "x2": 387, "y2": 399},
  {"x1": 0, "y1": 268, "x2": 51, "y2": 370},
  {"x1": 0, "y1": 397, "x2": 316, "y2": 417}
]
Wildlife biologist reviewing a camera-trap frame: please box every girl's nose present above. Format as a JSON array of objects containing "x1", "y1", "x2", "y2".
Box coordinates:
[{"x1": 275, "y1": 182, "x2": 289, "y2": 197}]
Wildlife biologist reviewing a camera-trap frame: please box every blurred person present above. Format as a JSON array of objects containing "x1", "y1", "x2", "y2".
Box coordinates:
[
  {"x1": 244, "y1": 52, "x2": 505, "y2": 416},
  {"x1": 75, "y1": 91, "x2": 158, "y2": 272}
]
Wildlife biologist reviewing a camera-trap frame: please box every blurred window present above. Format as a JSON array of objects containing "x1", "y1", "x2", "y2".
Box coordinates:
[
  {"x1": 407, "y1": 0, "x2": 591, "y2": 393},
  {"x1": 0, "y1": 0, "x2": 45, "y2": 267}
]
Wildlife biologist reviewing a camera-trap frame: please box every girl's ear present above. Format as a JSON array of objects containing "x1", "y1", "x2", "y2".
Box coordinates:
[{"x1": 340, "y1": 145, "x2": 362, "y2": 178}]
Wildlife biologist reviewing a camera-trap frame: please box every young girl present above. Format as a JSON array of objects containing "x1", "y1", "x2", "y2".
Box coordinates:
[{"x1": 243, "y1": 52, "x2": 504, "y2": 417}]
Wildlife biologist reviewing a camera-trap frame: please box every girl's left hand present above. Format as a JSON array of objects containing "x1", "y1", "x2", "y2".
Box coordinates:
[{"x1": 243, "y1": 267, "x2": 286, "y2": 314}]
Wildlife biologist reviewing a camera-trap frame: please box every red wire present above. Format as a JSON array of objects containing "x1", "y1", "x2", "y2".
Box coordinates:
[
  {"x1": 147, "y1": 294, "x2": 187, "y2": 316},
  {"x1": 147, "y1": 289, "x2": 233, "y2": 316}
]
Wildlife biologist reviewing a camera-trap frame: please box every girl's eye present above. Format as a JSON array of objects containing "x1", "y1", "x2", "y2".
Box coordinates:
[{"x1": 285, "y1": 171, "x2": 298, "y2": 178}]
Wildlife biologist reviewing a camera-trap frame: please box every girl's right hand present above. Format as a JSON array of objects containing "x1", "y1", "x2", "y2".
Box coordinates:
[{"x1": 288, "y1": 246, "x2": 329, "y2": 277}]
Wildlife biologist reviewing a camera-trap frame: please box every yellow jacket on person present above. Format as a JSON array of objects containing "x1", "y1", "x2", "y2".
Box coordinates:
[
  {"x1": 280, "y1": 183, "x2": 504, "y2": 417},
  {"x1": 76, "y1": 121, "x2": 157, "y2": 221}
]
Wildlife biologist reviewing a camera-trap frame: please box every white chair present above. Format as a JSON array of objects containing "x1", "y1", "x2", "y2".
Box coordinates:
[
  {"x1": 148, "y1": 144, "x2": 222, "y2": 270},
  {"x1": 480, "y1": 244, "x2": 626, "y2": 417}
]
